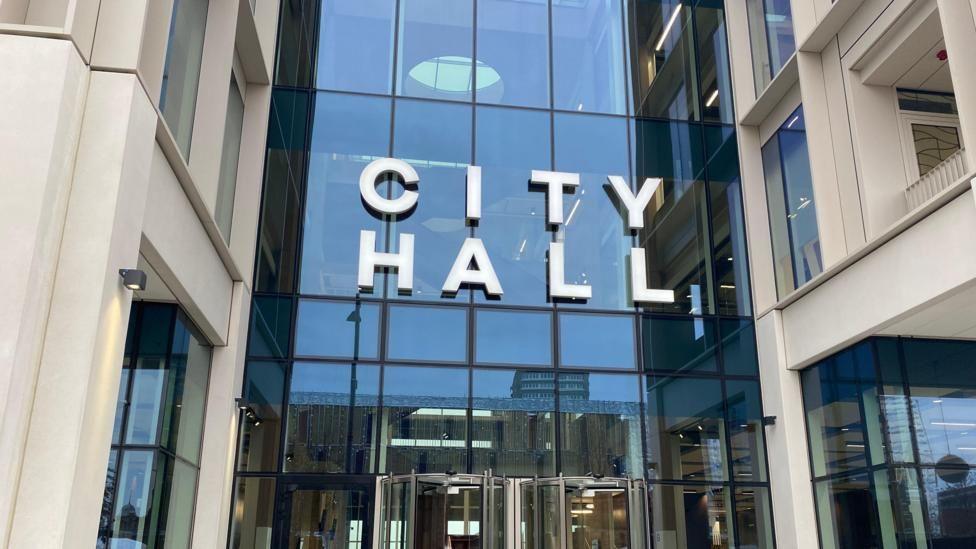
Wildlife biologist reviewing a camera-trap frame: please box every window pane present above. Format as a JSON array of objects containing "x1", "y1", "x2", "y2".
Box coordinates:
[
  {"x1": 317, "y1": 0, "x2": 396, "y2": 93},
  {"x1": 475, "y1": 0, "x2": 549, "y2": 107},
  {"x1": 645, "y1": 376, "x2": 726, "y2": 480},
  {"x1": 295, "y1": 299, "x2": 381, "y2": 360},
  {"x1": 285, "y1": 363, "x2": 380, "y2": 473},
  {"x1": 379, "y1": 365, "x2": 469, "y2": 473},
  {"x1": 155, "y1": 456, "x2": 197, "y2": 549},
  {"x1": 726, "y1": 380, "x2": 767, "y2": 482},
  {"x1": 159, "y1": 0, "x2": 209, "y2": 156},
  {"x1": 474, "y1": 106, "x2": 551, "y2": 306},
  {"x1": 650, "y1": 484, "x2": 733, "y2": 548},
  {"x1": 903, "y1": 339, "x2": 976, "y2": 466},
  {"x1": 237, "y1": 362, "x2": 286, "y2": 473},
  {"x1": 552, "y1": 0, "x2": 627, "y2": 114},
  {"x1": 475, "y1": 309, "x2": 551, "y2": 366},
  {"x1": 919, "y1": 467, "x2": 976, "y2": 546},
  {"x1": 734, "y1": 487, "x2": 775, "y2": 549},
  {"x1": 720, "y1": 319, "x2": 759, "y2": 376},
  {"x1": 389, "y1": 99, "x2": 471, "y2": 301},
  {"x1": 396, "y1": 0, "x2": 474, "y2": 102},
  {"x1": 472, "y1": 369, "x2": 555, "y2": 476},
  {"x1": 255, "y1": 90, "x2": 309, "y2": 293},
  {"x1": 706, "y1": 126, "x2": 751, "y2": 316},
  {"x1": 874, "y1": 468, "x2": 928, "y2": 549},
  {"x1": 387, "y1": 305, "x2": 467, "y2": 363},
  {"x1": 111, "y1": 450, "x2": 156, "y2": 545},
  {"x1": 634, "y1": 119, "x2": 711, "y2": 315},
  {"x1": 802, "y1": 342, "x2": 884, "y2": 477},
  {"x1": 814, "y1": 473, "x2": 883, "y2": 549},
  {"x1": 745, "y1": 0, "x2": 794, "y2": 93},
  {"x1": 229, "y1": 477, "x2": 276, "y2": 549},
  {"x1": 125, "y1": 369, "x2": 165, "y2": 445},
  {"x1": 274, "y1": 0, "x2": 316, "y2": 87},
  {"x1": 113, "y1": 370, "x2": 129, "y2": 444},
  {"x1": 248, "y1": 295, "x2": 293, "y2": 359},
  {"x1": 696, "y1": 2, "x2": 733, "y2": 124},
  {"x1": 161, "y1": 314, "x2": 213, "y2": 463},
  {"x1": 559, "y1": 373, "x2": 642, "y2": 477},
  {"x1": 633, "y1": 1, "x2": 699, "y2": 120},
  {"x1": 300, "y1": 92, "x2": 390, "y2": 296},
  {"x1": 897, "y1": 89, "x2": 958, "y2": 115},
  {"x1": 642, "y1": 316, "x2": 717, "y2": 373},
  {"x1": 216, "y1": 77, "x2": 244, "y2": 239},
  {"x1": 559, "y1": 313, "x2": 636, "y2": 370},
  {"x1": 553, "y1": 113, "x2": 632, "y2": 310}
]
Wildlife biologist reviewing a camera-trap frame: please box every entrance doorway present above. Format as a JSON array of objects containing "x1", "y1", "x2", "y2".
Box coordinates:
[{"x1": 275, "y1": 478, "x2": 374, "y2": 549}]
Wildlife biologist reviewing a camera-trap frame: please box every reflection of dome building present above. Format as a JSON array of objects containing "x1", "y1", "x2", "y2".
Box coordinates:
[{"x1": 510, "y1": 371, "x2": 589, "y2": 400}]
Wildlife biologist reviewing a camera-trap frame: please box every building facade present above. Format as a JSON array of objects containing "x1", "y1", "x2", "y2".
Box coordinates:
[{"x1": 0, "y1": 0, "x2": 974, "y2": 548}]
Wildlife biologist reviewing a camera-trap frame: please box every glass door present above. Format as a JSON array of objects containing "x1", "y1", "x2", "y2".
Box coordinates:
[{"x1": 276, "y1": 478, "x2": 374, "y2": 549}]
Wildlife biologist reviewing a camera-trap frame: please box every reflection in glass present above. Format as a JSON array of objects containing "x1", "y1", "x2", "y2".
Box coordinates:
[
  {"x1": 719, "y1": 319, "x2": 758, "y2": 376},
  {"x1": 156, "y1": 457, "x2": 197, "y2": 549},
  {"x1": 284, "y1": 485, "x2": 371, "y2": 549},
  {"x1": 552, "y1": 0, "x2": 627, "y2": 114},
  {"x1": 727, "y1": 380, "x2": 767, "y2": 482},
  {"x1": 472, "y1": 369, "x2": 555, "y2": 476},
  {"x1": 379, "y1": 366, "x2": 469, "y2": 473},
  {"x1": 96, "y1": 450, "x2": 119, "y2": 547},
  {"x1": 474, "y1": 106, "x2": 551, "y2": 306},
  {"x1": 746, "y1": 0, "x2": 795, "y2": 93},
  {"x1": 920, "y1": 467, "x2": 976, "y2": 546},
  {"x1": 651, "y1": 484, "x2": 733, "y2": 548},
  {"x1": 125, "y1": 369, "x2": 165, "y2": 445},
  {"x1": 396, "y1": 0, "x2": 474, "y2": 102},
  {"x1": 274, "y1": 0, "x2": 317, "y2": 87},
  {"x1": 814, "y1": 473, "x2": 884, "y2": 549},
  {"x1": 763, "y1": 107, "x2": 822, "y2": 298},
  {"x1": 475, "y1": 309, "x2": 552, "y2": 366},
  {"x1": 633, "y1": 0, "x2": 699, "y2": 120},
  {"x1": 553, "y1": 113, "x2": 633, "y2": 309},
  {"x1": 286, "y1": 363, "x2": 380, "y2": 473},
  {"x1": 645, "y1": 376, "x2": 726, "y2": 480},
  {"x1": 113, "y1": 370, "x2": 129, "y2": 444},
  {"x1": 642, "y1": 315, "x2": 717, "y2": 373},
  {"x1": 559, "y1": 373, "x2": 642, "y2": 477},
  {"x1": 111, "y1": 450, "x2": 156, "y2": 545},
  {"x1": 295, "y1": 299, "x2": 381, "y2": 359},
  {"x1": 476, "y1": 0, "x2": 549, "y2": 107},
  {"x1": 301, "y1": 92, "x2": 390, "y2": 296},
  {"x1": 696, "y1": 1, "x2": 733, "y2": 124},
  {"x1": 559, "y1": 313, "x2": 636, "y2": 370},
  {"x1": 229, "y1": 477, "x2": 276, "y2": 549},
  {"x1": 159, "y1": 0, "x2": 209, "y2": 157},
  {"x1": 255, "y1": 90, "x2": 309, "y2": 294},
  {"x1": 873, "y1": 468, "x2": 927, "y2": 549},
  {"x1": 387, "y1": 305, "x2": 467, "y2": 363},
  {"x1": 390, "y1": 99, "x2": 471, "y2": 301},
  {"x1": 248, "y1": 295, "x2": 293, "y2": 358},
  {"x1": 802, "y1": 342, "x2": 884, "y2": 477},
  {"x1": 237, "y1": 362, "x2": 286, "y2": 473},
  {"x1": 316, "y1": 0, "x2": 396, "y2": 94},
  {"x1": 566, "y1": 489, "x2": 631, "y2": 548},
  {"x1": 159, "y1": 315, "x2": 212, "y2": 463},
  {"x1": 634, "y1": 119, "x2": 712, "y2": 314}
]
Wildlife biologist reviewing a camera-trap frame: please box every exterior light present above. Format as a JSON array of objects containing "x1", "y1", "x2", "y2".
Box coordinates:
[
  {"x1": 118, "y1": 269, "x2": 147, "y2": 291},
  {"x1": 762, "y1": 415, "x2": 777, "y2": 426}
]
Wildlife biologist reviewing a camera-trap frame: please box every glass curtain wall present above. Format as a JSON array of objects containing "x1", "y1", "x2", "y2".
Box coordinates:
[
  {"x1": 745, "y1": 0, "x2": 795, "y2": 93},
  {"x1": 97, "y1": 302, "x2": 213, "y2": 549},
  {"x1": 235, "y1": 0, "x2": 771, "y2": 547},
  {"x1": 803, "y1": 337, "x2": 976, "y2": 549}
]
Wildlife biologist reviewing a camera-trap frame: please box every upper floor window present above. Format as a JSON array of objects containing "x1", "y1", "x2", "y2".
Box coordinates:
[
  {"x1": 159, "y1": 0, "x2": 210, "y2": 157},
  {"x1": 762, "y1": 106, "x2": 822, "y2": 298},
  {"x1": 745, "y1": 0, "x2": 795, "y2": 94},
  {"x1": 897, "y1": 89, "x2": 963, "y2": 182},
  {"x1": 216, "y1": 72, "x2": 245, "y2": 240}
]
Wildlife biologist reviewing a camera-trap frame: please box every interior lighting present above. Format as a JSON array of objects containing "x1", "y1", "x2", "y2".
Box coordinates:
[
  {"x1": 655, "y1": 4, "x2": 683, "y2": 51},
  {"x1": 705, "y1": 89, "x2": 719, "y2": 107}
]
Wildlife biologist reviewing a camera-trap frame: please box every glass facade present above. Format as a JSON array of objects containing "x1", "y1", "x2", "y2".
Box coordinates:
[
  {"x1": 762, "y1": 106, "x2": 822, "y2": 299},
  {"x1": 802, "y1": 337, "x2": 976, "y2": 548},
  {"x1": 745, "y1": 0, "x2": 795, "y2": 93},
  {"x1": 235, "y1": 0, "x2": 771, "y2": 546},
  {"x1": 97, "y1": 302, "x2": 213, "y2": 549}
]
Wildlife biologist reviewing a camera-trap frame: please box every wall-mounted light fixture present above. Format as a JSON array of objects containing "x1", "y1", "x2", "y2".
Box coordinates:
[
  {"x1": 762, "y1": 415, "x2": 777, "y2": 426},
  {"x1": 118, "y1": 269, "x2": 147, "y2": 291}
]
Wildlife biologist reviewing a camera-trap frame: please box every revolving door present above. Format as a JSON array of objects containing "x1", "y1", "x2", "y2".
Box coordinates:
[
  {"x1": 519, "y1": 477, "x2": 648, "y2": 549},
  {"x1": 378, "y1": 473, "x2": 507, "y2": 549}
]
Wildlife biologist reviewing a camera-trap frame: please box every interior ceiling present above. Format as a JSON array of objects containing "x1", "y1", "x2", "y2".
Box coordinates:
[{"x1": 879, "y1": 283, "x2": 976, "y2": 339}]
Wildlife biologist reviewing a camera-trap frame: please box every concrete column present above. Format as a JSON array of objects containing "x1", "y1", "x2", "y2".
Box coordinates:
[
  {"x1": 755, "y1": 312, "x2": 818, "y2": 549},
  {"x1": 191, "y1": 282, "x2": 251, "y2": 549},
  {"x1": 937, "y1": 0, "x2": 976, "y2": 170},
  {"x1": 7, "y1": 71, "x2": 157, "y2": 548},
  {"x1": 0, "y1": 34, "x2": 88, "y2": 549}
]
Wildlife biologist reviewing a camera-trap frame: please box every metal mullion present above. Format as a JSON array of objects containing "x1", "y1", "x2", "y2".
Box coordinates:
[{"x1": 276, "y1": 360, "x2": 295, "y2": 475}]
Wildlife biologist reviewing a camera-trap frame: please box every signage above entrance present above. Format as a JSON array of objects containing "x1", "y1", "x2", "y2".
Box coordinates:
[{"x1": 356, "y1": 157, "x2": 675, "y2": 304}]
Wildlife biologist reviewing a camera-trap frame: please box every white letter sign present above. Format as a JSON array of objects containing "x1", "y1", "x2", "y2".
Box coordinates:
[
  {"x1": 443, "y1": 238, "x2": 503, "y2": 296},
  {"x1": 466, "y1": 165, "x2": 481, "y2": 221},
  {"x1": 358, "y1": 230, "x2": 415, "y2": 291},
  {"x1": 359, "y1": 158, "x2": 420, "y2": 215},
  {"x1": 549, "y1": 242, "x2": 592, "y2": 299},
  {"x1": 630, "y1": 248, "x2": 675, "y2": 303},
  {"x1": 531, "y1": 170, "x2": 580, "y2": 225},
  {"x1": 607, "y1": 176, "x2": 662, "y2": 229}
]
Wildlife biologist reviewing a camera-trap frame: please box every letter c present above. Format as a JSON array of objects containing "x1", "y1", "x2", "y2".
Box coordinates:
[{"x1": 359, "y1": 157, "x2": 420, "y2": 215}]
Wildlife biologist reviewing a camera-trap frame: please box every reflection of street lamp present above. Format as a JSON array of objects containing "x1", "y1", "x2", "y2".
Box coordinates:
[{"x1": 345, "y1": 301, "x2": 362, "y2": 471}]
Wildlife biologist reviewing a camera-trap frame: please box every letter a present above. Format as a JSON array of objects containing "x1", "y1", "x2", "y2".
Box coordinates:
[{"x1": 443, "y1": 238, "x2": 503, "y2": 296}]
